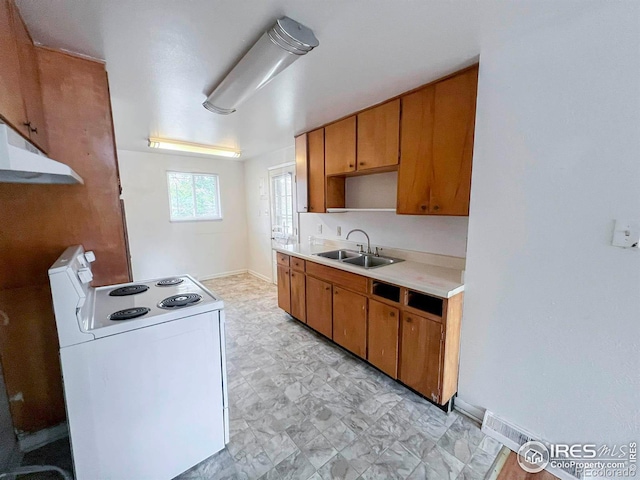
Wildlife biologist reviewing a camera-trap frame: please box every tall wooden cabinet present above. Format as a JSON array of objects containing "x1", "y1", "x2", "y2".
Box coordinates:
[
  {"x1": 398, "y1": 66, "x2": 478, "y2": 215},
  {"x1": 367, "y1": 299, "x2": 399, "y2": 377},
  {"x1": 0, "y1": 46, "x2": 131, "y2": 433},
  {"x1": 277, "y1": 264, "x2": 291, "y2": 313}
]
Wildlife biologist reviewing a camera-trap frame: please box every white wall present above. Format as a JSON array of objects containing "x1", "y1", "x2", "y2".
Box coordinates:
[
  {"x1": 118, "y1": 150, "x2": 248, "y2": 280},
  {"x1": 461, "y1": 3, "x2": 640, "y2": 445},
  {"x1": 244, "y1": 146, "x2": 295, "y2": 281},
  {"x1": 300, "y1": 214, "x2": 468, "y2": 258}
]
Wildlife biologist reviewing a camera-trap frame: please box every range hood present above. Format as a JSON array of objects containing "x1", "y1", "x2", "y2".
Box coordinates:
[{"x1": 0, "y1": 124, "x2": 83, "y2": 185}]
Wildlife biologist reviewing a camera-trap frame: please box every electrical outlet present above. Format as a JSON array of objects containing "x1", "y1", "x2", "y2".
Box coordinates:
[
  {"x1": 337, "y1": 226, "x2": 342, "y2": 236},
  {"x1": 316, "y1": 224, "x2": 322, "y2": 234}
]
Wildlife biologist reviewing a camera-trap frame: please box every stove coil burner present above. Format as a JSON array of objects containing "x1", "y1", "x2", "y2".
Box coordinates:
[
  {"x1": 109, "y1": 285, "x2": 149, "y2": 296},
  {"x1": 156, "y1": 278, "x2": 184, "y2": 287},
  {"x1": 109, "y1": 307, "x2": 151, "y2": 321},
  {"x1": 158, "y1": 293, "x2": 202, "y2": 309}
]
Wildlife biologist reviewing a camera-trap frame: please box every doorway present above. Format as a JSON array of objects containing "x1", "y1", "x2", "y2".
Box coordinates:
[{"x1": 269, "y1": 163, "x2": 297, "y2": 283}]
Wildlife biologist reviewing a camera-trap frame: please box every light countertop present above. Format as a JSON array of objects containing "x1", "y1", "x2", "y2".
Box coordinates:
[{"x1": 273, "y1": 243, "x2": 464, "y2": 298}]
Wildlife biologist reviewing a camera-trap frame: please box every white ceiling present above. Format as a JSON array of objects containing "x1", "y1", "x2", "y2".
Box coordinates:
[{"x1": 16, "y1": 0, "x2": 596, "y2": 160}]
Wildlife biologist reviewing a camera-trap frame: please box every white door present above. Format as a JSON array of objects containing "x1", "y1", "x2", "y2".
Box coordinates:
[{"x1": 269, "y1": 163, "x2": 297, "y2": 283}]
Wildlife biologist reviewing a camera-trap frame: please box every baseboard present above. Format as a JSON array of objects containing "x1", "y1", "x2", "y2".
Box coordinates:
[
  {"x1": 18, "y1": 422, "x2": 68, "y2": 452},
  {"x1": 198, "y1": 269, "x2": 248, "y2": 281},
  {"x1": 248, "y1": 270, "x2": 273, "y2": 283},
  {"x1": 454, "y1": 397, "x2": 486, "y2": 424}
]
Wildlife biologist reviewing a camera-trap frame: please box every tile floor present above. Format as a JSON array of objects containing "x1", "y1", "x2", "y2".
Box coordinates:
[
  {"x1": 179, "y1": 273, "x2": 502, "y2": 480},
  {"x1": 18, "y1": 273, "x2": 501, "y2": 480}
]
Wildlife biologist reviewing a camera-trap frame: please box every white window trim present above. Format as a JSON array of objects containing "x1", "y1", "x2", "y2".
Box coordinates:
[{"x1": 166, "y1": 171, "x2": 223, "y2": 222}]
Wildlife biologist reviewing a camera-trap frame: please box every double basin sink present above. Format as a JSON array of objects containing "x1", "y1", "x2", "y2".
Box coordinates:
[{"x1": 313, "y1": 249, "x2": 404, "y2": 269}]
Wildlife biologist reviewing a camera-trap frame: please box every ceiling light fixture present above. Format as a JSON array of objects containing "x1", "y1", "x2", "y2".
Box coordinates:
[
  {"x1": 148, "y1": 138, "x2": 241, "y2": 158},
  {"x1": 203, "y1": 16, "x2": 319, "y2": 115}
]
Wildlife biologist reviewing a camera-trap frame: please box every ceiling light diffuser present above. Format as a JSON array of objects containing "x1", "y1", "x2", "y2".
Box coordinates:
[
  {"x1": 203, "y1": 16, "x2": 319, "y2": 115},
  {"x1": 148, "y1": 138, "x2": 241, "y2": 158}
]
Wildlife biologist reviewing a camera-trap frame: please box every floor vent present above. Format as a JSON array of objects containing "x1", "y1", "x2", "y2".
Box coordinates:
[{"x1": 482, "y1": 411, "x2": 583, "y2": 480}]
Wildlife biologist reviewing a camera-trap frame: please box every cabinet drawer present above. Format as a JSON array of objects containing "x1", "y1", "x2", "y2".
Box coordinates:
[
  {"x1": 306, "y1": 261, "x2": 367, "y2": 293},
  {"x1": 291, "y1": 257, "x2": 305, "y2": 272},
  {"x1": 276, "y1": 252, "x2": 290, "y2": 266}
]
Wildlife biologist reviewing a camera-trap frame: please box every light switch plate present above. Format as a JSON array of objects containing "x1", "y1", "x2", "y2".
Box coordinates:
[
  {"x1": 612, "y1": 219, "x2": 640, "y2": 248},
  {"x1": 337, "y1": 226, "x2": 342, "y2": 236}
]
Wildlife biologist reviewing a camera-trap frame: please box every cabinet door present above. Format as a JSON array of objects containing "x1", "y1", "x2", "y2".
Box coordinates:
[
  {"x1": 429, "y1": 67, "x2": 477, "y2": 215},
  {"x1": 325, "y1": 116, "x2": 356, "y2": 176},
  {"x1": 277, "y1": 265, "x2": 291, "y2": 314},
  {"x1": 397, "y1": 85, "x2": 435, "y2": 214},
  {"x1": 367, "y1": 300, "x2": 399, "y2": 378},
  {"x1": 399, "y1": 313, "x2": 442, "y2": 402},
  {"x1": 357, "y1": 100, "x2": 400, "y2": 171},
  {"x1": 306, "y1": 276, "x2": 332, "y2": 338},
  {"x1": 10, "y1": 2, "x2": 48, "y2": 152},
  {"x1": 332, "y1": 286, "x2": 367, "y2": 358},
  {"x1": 295, "y1": 134, "x2": 308, "y2": 213},
  {"x1": 308, "y1": 128, "x2": 325, "y2": 213},
  {"x1": 0, "y1": 0, "x2": 27, "y2": 135},
  {"x1": 290, "y1": 270, "x2": 306, "y2": 323}
]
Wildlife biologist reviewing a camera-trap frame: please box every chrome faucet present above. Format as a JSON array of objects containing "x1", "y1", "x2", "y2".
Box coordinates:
[{"x1": 346, "y1": 229, "x2": 372, "y2": 254}]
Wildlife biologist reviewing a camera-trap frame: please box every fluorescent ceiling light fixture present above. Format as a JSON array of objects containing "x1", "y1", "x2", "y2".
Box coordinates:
[
  {"x1": 148, "y1": 138, "x2": 241, "y2": 158},
  {"x1": 203, "y1": 16, "x2": 319, "y2": 115}
]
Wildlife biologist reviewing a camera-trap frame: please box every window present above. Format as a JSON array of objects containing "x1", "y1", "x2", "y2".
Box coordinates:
[
  {"x1": 167, "y1": 172, "x2": 222, "y2": 221},
  {"x1": 270, "y1": 171, "x2": 294, "y2": 240}
]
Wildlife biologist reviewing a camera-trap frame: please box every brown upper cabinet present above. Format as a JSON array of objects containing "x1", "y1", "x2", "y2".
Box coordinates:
[
  {"x1": 357, "y1": 100, "x2": 400, "y2": 172},
  {"x1": 325, "y1": 116, "x2": 356, "y2": 176},
  {"x1": 307, "y1": 128, "x2": 326, "y2": 213},
  {"x1": 0, "y1": 0, "x2": 27, "y2": 137},
  {"x1": 398, "y1": 66, "x2": 478, "y2": 215},
  {"x1": 295, "y1": 134, "x2": 308, "y2": 213},
  {"x1": 0, "y1": 1, "x2": 48, "y2": 152}
]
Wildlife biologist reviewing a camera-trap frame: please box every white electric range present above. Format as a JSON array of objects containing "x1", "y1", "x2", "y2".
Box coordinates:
[{"x1": 48, "y1": 245, "x2": 229, "y2": 480}]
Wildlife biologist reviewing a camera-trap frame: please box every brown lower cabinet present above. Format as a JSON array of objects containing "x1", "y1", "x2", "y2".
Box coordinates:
[
  {"x1": 399, "y1": 313, "x2": 443, "y2": 403},
  {"x1": 275, "y1": 252, "x2": 463, "y2": 406},
  {"x1": 367, "y1": 299, "x2": 399, "y2": 377},
  {"x1": 290, "y1": 270, "x2": 306, "y2": 323},
  {"x1": 277, "y1": 265, "x2": 291, "y2": 314},
  {"x1": 306, "y1": 276, "x2": 332, "y2": 338},
  {"x1": 332, "y1": 286, "x2": 367, "y2": 358}
]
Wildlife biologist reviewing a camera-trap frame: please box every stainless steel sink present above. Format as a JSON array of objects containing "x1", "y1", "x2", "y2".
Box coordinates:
[
  {"x1": 314, "y1": 249, "x2": 361, "y2": 260},
  {"x1": 313, "y1": 249, "x2": 403, "y2": 269},
  {"x1": 342, "y1": 255, "x2": 402, "y2": 269}
]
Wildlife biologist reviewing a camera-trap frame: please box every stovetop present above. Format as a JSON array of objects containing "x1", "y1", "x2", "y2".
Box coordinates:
[{"x1": 91, "y1": 276, "x2": 220, "y2": 331}]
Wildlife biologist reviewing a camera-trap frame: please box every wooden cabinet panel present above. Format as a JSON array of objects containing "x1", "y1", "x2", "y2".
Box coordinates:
[
  {"x1": 429, "y1": 68, "x2": 477, "y2": 215},
  {"x1": 332, "y1": 286, "x2": 367, "y2": 358},
  {"x1": 291, "y1": 257, "x2": 305, "y2": 272},
  {"x1": 0, "y1": 0, "x2": 27, "y2": 134},
  {"x1": 276, "y1": 252, "x2": 290, "y2": 266},
  {"x1": 399, "y1": 312, "x2": 443, "y2": 402},
  {"x1": 357, "y1": 100, "x2": 399, "y2": 171},
  {"x1": 306, "y1": 276, "x2": 332, "y2": 338},
  {"x1": 397, "y1": 86, "x2": 435, "y2": 214},
  {"x1": 397, "y1": 67, "x2": 477, "y2": 216},
  {"x1": 295, "y1": 134, "x2": 308, "y2": 213},
  {"x1": 290, "y1": 270, "x2": 306, "y2": 322},
  {"x1": 277, "y1": 265, "x2": 291, "y2": 314},
  {"x1": 10, "y1": 1, "x2": 47, "y2": 152},
  {"x1": 325, "y1": 116, "x2": 356, "y2": 176},
  {"x1": 367, "y1": 300, "x2": 399, "y2": 378},
  {"x1": 308, "y1": 128, "x2": 325, "y2": 213},
  {"x1": 305, "y1": 261, "x2": 368, "y2": 293}
]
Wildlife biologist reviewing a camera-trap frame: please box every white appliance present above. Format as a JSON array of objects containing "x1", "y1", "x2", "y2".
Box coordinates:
[
  {"x1": 0, "y1": 123, "x2": 83, "y2": 184},
  {"x1": 48, "y1": 245, "x2": 228, "y2": 480}
]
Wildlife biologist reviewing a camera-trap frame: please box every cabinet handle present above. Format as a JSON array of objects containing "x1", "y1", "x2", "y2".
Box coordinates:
[
  {"x1": 390, "y1": 312, "x2": 395, "y2": 317},
  {"x1": 420, "y1": 205, "x2": 427, "y2": 211},
  {"x1": 433, "y1": 205, "x2": 440, "y2": 211},
  {"x1": 406, "y1": 317, "x2": 412, "y2": 323},
  {"x1": 359, "y1": 162, "x2": 366, "y2": 166},
  {"x1": 30, "y1": 126, "x2": 38, "y2": 134},
  {"x1": 349, "y1": 164, "x2": 354, "y2": 168},
  {"x1": 325, "y1": 287, "x2": 330, "y2": 291}
]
